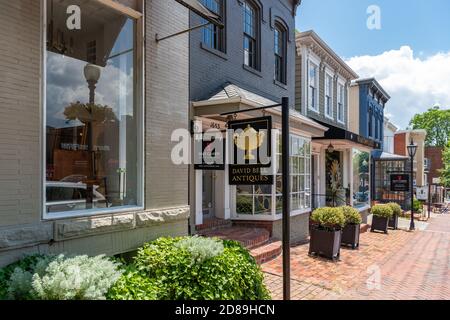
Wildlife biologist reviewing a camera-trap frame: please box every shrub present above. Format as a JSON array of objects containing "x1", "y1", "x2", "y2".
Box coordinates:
[
  {"x1": 133, "y1": 237, "x2": 270, "y2": 300},
  {"x1": 32, "y1": 254, "x2": 123, "y2": 300},
  {"x1": 175, "y1": 236, "x2": 224, "y2": 264},
  {"x1": 413, "y1": 197, "x2": 423, "y2": 212},
  {"x1": 1, "y1": 254, "x2": 122, "y2": 300},
  {"x1": 107, "y1": 266, "x2": 158, "y2": 300},
  {"x1": 310, "y1": 207, "x2": 345, "y2": 230},
  {"x1": 342, "y1": 206, "x2": 362, "y2": 225},
  {"x1": 371, "y1": 204, "x2": 393, "y2": 218},
  {"x1": 387, "y1": 202, "x2": 402, "y2": 216}
]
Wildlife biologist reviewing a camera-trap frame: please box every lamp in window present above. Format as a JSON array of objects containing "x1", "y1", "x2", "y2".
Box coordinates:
[
  {"x1": 327, "y1": 143, "x2": 335, "y2": 153},
  {"x1": 84, "y1": 64, "x2": 102, "y2": 104},
  {"x1": 407, "y1": 139, "x2": 418, "y2": 231}
]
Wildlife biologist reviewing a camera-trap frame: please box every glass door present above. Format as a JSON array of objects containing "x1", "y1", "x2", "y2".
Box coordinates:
[{"x1": 202, "y1": 171, "x2": 215, "y2": 218}]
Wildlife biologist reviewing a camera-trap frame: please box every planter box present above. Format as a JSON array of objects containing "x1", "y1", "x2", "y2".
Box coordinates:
[
  {"x1": 341, "y1": 224, "x2": 360, "y2": 249},
  {"x1": 371, "y1": 215, "x2": 389, "y2": 234},
  {"x1": 388, "y1": 214, "x2": 399, "y2": 230},
  {"x1": 309, "y1": 227, "x2": 342, "y2": 261}
]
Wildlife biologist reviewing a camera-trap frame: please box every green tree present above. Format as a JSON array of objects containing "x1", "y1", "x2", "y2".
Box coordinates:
[
  {"x1": 409, "y1": 106, "x2": 450, "y2": 147},
  {"x1": 440, "y1": 142, "x2": 450, "y2": 188}
]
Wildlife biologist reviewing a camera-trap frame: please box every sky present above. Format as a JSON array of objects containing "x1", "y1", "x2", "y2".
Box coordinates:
[{"x1": 295, "y1": 0, "x2": 450, "y2": 129}]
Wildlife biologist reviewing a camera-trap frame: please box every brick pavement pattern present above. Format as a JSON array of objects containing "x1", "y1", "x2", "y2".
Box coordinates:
[{"x1": 263, "y1": 214, "x2": 450, "y2": 300}]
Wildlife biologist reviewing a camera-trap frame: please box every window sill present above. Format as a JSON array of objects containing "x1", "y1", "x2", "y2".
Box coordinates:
[
  {"x1": 200, "y1": 42, "x2": 227, "y2": 60},
  {"x1": 308, "y1": 107, "x2": 320, "y2": 114},
  {"x1": 43, "y1": 205, "x2": 144, "y2": 221},
  {"x1": 274, "y1": 79, "x2": 288, "y2": 90},
  {"x1": 325, "y1": 113, "x2": 334, "y2": 120},
  {"x1": 243, "y1": 64, "x2": 262, "y2": 77}
]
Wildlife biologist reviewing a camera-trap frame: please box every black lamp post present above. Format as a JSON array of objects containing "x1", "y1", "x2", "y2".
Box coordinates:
[{"x1": 407, "y1": 140, "x2": 418, "y2": 231}]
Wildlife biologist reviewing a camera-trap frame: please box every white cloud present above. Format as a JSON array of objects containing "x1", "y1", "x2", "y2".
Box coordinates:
[{"x1": 345, "y1": 46, "x2": 450, "y2": 129}]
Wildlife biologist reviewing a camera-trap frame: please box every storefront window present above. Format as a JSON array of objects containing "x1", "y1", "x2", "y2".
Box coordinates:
[
  {"x1": 352, "y1": 149, "x2": 370, "y2": 208},
  {"x1": 45, "y1": 0, "x2": 141, "y2": 216}
]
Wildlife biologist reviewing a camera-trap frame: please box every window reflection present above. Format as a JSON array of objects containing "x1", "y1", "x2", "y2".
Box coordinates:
[
  {"x1": 45, "y1": 0, "x2": 139, "y2": 215},
  {"x1": 352, "y1": 149, "x2": 370, "y2": 208}
]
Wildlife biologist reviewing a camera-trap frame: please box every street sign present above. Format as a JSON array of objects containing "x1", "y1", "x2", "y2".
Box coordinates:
[
  {"x1": 390, "y1": 174, "x2": 410, "y2": 192},
  {"x1": 416, "y1": 186, "x2": 428, "y2": 201}
]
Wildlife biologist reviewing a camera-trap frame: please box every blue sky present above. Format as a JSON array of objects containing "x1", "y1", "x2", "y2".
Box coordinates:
[
  {"x1": 295, "y1": 0, "x2": 450, "y2": 59},
  {"x1": 295, "y1": 0, "x2": 450, "y2": 129}
]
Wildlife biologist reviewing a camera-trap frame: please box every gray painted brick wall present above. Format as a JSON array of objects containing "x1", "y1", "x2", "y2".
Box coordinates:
[{"x1": 189, "y1": 0, "x2": 297, "y2": 105}]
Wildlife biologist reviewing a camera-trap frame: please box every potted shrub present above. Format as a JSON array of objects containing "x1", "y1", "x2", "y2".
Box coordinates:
[
  {"x1": 387, "y1": 202, "x2": 402, "y2": 230},
  {"x1": 370, "y1": 204, "x2": 393, "y2": 234},
  {"x1": 341, "y1": 206, "x2": 362, "y2": 249},
  {"x1": 309, "y1": 207, "x2": 345, "y2": 261}
]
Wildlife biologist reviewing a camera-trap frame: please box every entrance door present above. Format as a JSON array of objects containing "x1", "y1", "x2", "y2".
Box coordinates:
[{"x1": 202, "y1": 171, "x2": 215, "y2": 218}]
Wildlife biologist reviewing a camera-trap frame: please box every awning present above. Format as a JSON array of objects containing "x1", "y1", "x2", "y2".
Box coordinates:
[
  {"x1": 312, "y1": 120, "x2": 381, "y2": 149},
  {"x1": 174, "y1": 0, "x2": 224, "y2": 28},
  {"x1": 373, "y1": 152, "x2": 409, "y2": 161}
]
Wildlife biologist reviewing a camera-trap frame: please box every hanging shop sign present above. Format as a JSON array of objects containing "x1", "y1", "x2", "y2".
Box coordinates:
[
  {"x1": 228, "y1": 117, "x2": 273, "y2": 185},
  {"x1": 416, "y1": 186, "x2": 428, "y2": 201},
  {"x1": 390, "y1": 174, "x2": 410, "y2": 192},
  {"x1": 194, "y1": 137, "x2": 226, "y2": 171}
]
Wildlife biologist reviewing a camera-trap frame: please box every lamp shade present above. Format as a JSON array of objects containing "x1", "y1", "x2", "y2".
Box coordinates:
[
  {"x1": 327, "y1": 143, "x2": 335, "y2": 153},
  {"x1": 407, "y1": 141, "x2": 418, "y2": 158},
  {"x1": 84, "y1": 64, "x2": 102, "y2": 82}
]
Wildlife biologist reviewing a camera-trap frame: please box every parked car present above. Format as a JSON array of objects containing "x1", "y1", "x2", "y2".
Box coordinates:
[{"x1": 46, "y1": 181, "x2": 107, "y2": 213}]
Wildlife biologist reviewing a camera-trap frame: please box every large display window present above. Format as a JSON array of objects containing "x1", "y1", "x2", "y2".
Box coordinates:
[
  {"x1": 44, "y1": 0, "x2": 142, "y2": 217},
  {"x1": 352, "y1": 149, "x2": 370, "y2": 208}
]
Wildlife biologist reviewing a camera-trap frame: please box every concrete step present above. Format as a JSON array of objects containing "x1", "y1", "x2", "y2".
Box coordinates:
[{"x1": 250, "y1": 241, "x2": 282, "y2": 265}]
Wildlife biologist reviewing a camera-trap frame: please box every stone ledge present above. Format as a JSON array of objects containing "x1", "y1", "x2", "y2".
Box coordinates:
[
  {"x1": 0, "y1": 224, "x2": 53, "y2": 250},
  {"x1": 55, "y1": 213, "x2": 136, "y2": 241},
  {"x1": 136, "y1": 206, "x2": 190, "y2": 227}
]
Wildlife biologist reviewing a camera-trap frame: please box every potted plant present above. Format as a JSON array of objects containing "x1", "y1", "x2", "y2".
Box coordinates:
[
  {"x1": 387, "y1": 202, "x2": 402, "y2": 230},
  {"x1": 370, "y1": 204, "x2": 393, "y2": 234},
  {"x1": 309, "y1": 207, "x2": 345, "y2": 261},
  {"x1": 341, "y1": 206, "x2": 362, "y2": 249}
]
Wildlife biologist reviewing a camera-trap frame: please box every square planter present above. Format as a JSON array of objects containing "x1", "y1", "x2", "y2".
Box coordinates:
[
  {"x1": 341, "y1": 224, "x2": 360, "y2": 249},
  {"x1": 388, "y1": 214, "x2": 399, "y2": 230},
  {"x1": 371, "y1": 215, "x2": 389, "y2": 234},
  {"x1": 309, "y1": 227, "x2": 342, "y2": 261}
]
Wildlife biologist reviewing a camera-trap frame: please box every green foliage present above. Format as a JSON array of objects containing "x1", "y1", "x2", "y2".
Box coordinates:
[
  {"x1": 175, "y1": 236, "x2": 224, "y2": 264},
  {"x1": 133, "y1": 237, "x2": 270, "y2": 300},
  {"x1": 1, "y1": 254, "x2": 122, "y2": 300},
  {"x1": 342, "y1": 206, "x2": 362, "y2": 225},
  {"x1": 311, "y1": 207, "x2": 346, "y2": 230},
  {"x1": 413, "y1": 197, "x2": 423, "y2": 212},
  {"x1": 107, "y1": 266, "x2": 158, "y2": 300},
  {"x1": 371, "y1": 204, "x2": 393, "y2": 218},
  {"x1": 440, "y1": 141, "x2": 450, "y2": 188},
  {"x1": 409, "y1": 106, "x2": 450, "y2": 147},
  {"x1": 387, "y1": 202, "x2": 402, "y2": 216}
]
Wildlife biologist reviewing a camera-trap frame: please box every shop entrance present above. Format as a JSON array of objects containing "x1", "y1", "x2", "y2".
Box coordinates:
[{"x1": 202, "y1": 170, "x2": 215, "y2": 218}]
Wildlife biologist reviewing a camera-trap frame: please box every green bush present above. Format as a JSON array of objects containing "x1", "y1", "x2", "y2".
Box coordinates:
[
  {"x1": 107, "y1": 266, "x2": 158, "y2": 300},
  {"x1": 310, "y1": 207, "x2": 345, "y2": 230},
  {"x1": 413, "y1": 198, "x2": 423, "y2": 212},
  {"x1": 387, "y1": 202, "x2": 402, "y2": 216},
  {"x1": 133, "y1": 237, "x2": 270, "y2": 300},
  {"x1": 0, "y1": 254, "x2": 122, "y2": 300},
  {"x1": 371, "y1": 204, "x2": 393, "y2": 218},
  {"x1": 342, "y1": 206, "x2": 362, "y2": 225}
]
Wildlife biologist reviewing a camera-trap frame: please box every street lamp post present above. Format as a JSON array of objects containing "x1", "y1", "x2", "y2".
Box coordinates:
[
  {"x1": 407, "y1": 140, "x2": 418, "y2": 231},
  {"x1": 84, "y1": 63, "x2": 102, "y2": 209}
]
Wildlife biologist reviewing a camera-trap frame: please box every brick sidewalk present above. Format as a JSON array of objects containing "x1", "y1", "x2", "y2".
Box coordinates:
[{"x1": 263, "y1": 214, "x2": 450, "y2": 300}]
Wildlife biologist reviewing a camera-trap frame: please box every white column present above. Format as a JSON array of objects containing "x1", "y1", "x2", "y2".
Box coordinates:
[{"x1": 195, "y1": 170, "x2": 203, "y2": 225}]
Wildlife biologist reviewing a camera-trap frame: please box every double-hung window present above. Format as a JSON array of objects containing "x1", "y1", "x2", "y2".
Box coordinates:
[
  {"x1": 274, "y1": 24, "x2": 287, "y2": 84},
  {"x1": 308, "y1": 61, "x2": 318, "y2": 111},
  {"x1": 325, "y1": 73, "x2": 333, "y2": 118},
  {"x1": 44, "y1": 0, "x2": 143, "y2": 218},
  {"x1": 202, "y1": 0, "x2": 225, "y2": 52},
  {"x1": 337, "y1": 82, "x2": 345, "y2": 123},
  {"x1": 243, "y1": 1, "x2": 258, "y2": 70}
]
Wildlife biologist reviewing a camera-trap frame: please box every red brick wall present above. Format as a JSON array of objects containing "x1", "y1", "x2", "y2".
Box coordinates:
[
  {"x1": 425, "y1": 147, "x2": 444, "y2": 184},
  {"x1": 394, "y1": 133, "x2": 407, "y2": 156}
]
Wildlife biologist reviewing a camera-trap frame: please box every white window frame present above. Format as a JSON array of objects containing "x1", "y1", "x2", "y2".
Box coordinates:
[
  {"x1": 337, "y1": 78, "x2": 346, "y2": 124},
  {"x1": 307, "y1": 57, "x2": 320, "y2": 112},
  {"x1": 324, "y1": 69, "x2": 334, "y2": 119},
  {"x1": 41, "y1": 0, "x2": 145, "y2": 220}
]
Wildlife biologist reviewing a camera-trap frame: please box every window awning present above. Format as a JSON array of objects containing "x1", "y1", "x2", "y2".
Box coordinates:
[
  {"x1": 312, "y1": 120, "x2": 381, "y2": 150},
  {"x1": 174, "y1": 0, "x2": 224, "y2": 28}
]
